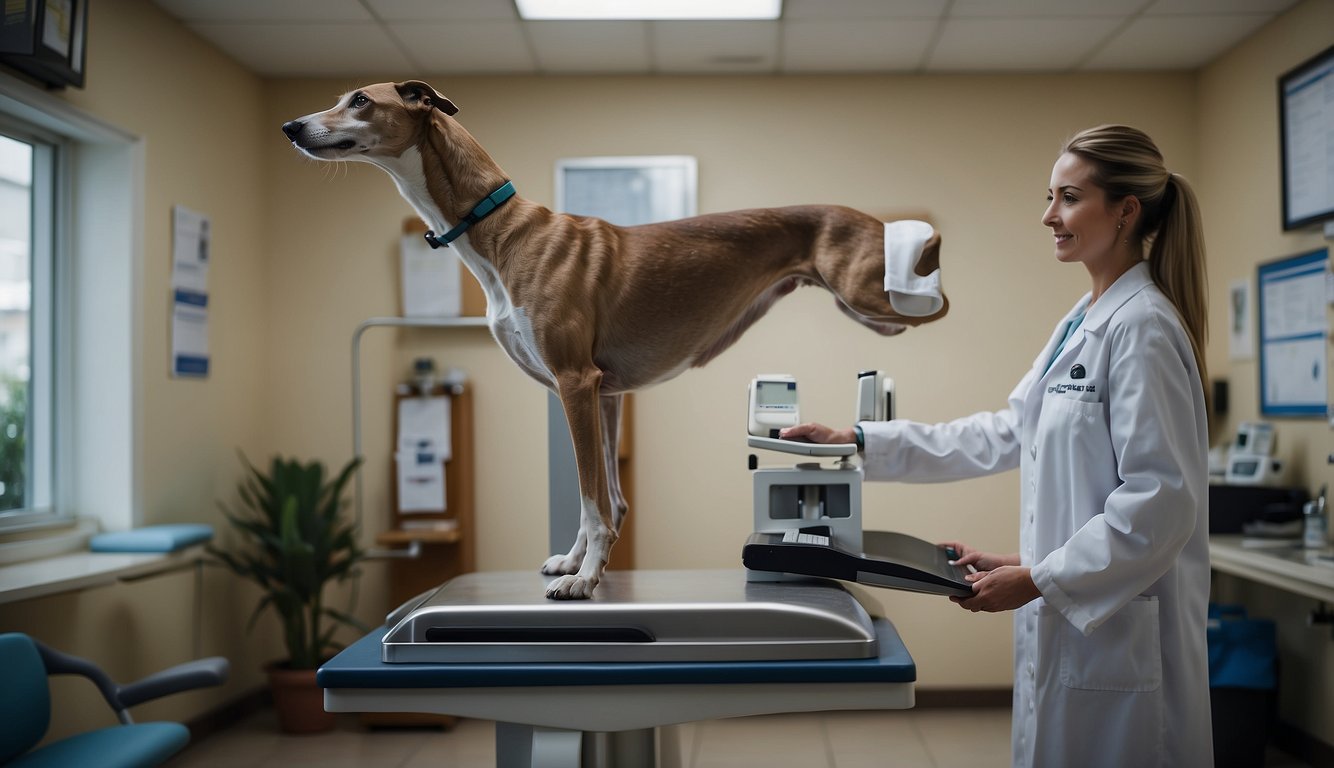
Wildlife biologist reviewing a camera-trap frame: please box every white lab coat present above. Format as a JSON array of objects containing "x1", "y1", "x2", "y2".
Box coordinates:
[{"x1": 861, "y1": 262, "x2": 1212, "y2": 768}]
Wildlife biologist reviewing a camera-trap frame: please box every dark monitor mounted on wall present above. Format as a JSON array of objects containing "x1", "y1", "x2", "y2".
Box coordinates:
[
  {"x1": 1279, "y1": 44, "x2": 1334, "y2": 231},
  {"x1": 0, "y1": 0, "x2": 88, "y2": 89}
]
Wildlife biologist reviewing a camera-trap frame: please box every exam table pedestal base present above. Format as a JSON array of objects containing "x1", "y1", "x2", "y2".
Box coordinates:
[{"x1": 497, "y1": 723, "x2": 657, "y2": 768}]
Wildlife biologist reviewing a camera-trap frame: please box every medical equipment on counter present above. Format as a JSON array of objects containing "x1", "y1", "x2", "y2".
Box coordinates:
[
  {"x1": 1224, "y1": 421, "x2": 1285, "y2": 486},
  {"x1": 856, "y1": 370, "x2": 895, "y2": 422},
  {"x1": 1305, "y1": 487, "x2": 1328, "y2": 549},
  {"x1": 741, "y1": 372, "x2": 973, "y2": 597},
  {"x1": 748, "y1": 374, "x2": 801, "y2": 437},
  {"x1": 1233, "y1": 421, "x2": 1276, "y2": 456},
  {"x1": 380, "y1": 570, "x2": 879, "y2": 663},
  {"x1": 1226, "y1": 454, "x2": 1286, "y2": 486}
]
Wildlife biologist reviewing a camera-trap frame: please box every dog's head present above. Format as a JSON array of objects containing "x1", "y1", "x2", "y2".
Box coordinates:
[{"x1": 280, "y1": 81, "x2": 458, "y2": 162}]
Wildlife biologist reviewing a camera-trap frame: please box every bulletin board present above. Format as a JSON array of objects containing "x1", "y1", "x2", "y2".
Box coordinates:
[{"x1": 1257, "y1": 247, "x2": 1329, "y2": 417}]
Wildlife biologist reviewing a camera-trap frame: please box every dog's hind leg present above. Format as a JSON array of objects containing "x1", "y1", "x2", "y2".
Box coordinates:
[
  {"x1": 543, "y1": 369, "x2": 617, "y2": 600},
  {"x1": 600, "y1": 393, "x2": 628, "y2": 533}
]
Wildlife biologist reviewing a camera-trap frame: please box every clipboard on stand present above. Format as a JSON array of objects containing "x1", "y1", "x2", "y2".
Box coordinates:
[{"x1": 381, "y1": 382, "x2": 475, "y2": 578}]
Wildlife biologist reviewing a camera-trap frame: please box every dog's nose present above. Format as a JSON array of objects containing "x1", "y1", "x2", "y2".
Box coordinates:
[{"x1": 281, "y1": 120, "x2": 304, "y2": 141}]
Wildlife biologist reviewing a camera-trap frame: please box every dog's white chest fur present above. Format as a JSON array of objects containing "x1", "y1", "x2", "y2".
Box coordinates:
[
  {"x1": 369, "y1": 148, "x2": 555, "y2": 389},
  {"x1": 455, "y1": 238, "x2": 556, "y2": 388}
]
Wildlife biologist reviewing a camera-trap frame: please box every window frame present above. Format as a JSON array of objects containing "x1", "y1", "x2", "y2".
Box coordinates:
[{"x1": 0, "y1": 114, "x2": 65, "y2": 532}]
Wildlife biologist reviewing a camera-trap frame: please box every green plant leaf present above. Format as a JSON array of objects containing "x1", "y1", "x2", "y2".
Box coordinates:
[{"x1": 213, "y1": 452, "x2": 365, "y2": 668}]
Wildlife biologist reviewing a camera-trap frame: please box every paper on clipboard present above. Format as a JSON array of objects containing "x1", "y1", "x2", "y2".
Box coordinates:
[
  {"x1": 396, "y1": 396, "x2": 451, "y2": 513},
  {"x1": 397, "y1": 396, "x2": 451, "y2": 461},
  {"x1": 401, "y1": 233, "x2": 462, "y2": 317},
  {"x1": 396, "y1": 452, "x2": 446, "y2": 513}
]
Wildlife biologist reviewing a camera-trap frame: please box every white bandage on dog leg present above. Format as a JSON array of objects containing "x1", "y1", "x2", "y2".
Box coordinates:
[{"x1": 882, "y1": 219, "x2": 943, "y2": 317}]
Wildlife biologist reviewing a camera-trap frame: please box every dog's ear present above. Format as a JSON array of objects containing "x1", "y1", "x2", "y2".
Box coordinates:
[{"x1": 395, "y1": 80, "x2": 459, "y2": 116}]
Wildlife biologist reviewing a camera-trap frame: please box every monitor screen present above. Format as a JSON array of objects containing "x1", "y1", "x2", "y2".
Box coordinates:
[
  {"x1": 1279, "y1": 45, "x2": 1334, "y2": 231},
  {"x1": 755, "y1": 380, "x2": 797, "y2": 407}
]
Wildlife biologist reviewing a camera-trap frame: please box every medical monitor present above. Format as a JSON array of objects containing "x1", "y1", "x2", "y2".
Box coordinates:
[{"x1": 1279, "y1": 45, "x2": 1334, "y2": 231}]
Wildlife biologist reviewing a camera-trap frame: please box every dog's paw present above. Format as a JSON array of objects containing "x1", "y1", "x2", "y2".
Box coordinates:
[
  {"x1": 540, "y1": 552, "x2": 581, "y2": 575},
  {"x1": 545, "y1": 574, "x2": 596, "y2": 600}
]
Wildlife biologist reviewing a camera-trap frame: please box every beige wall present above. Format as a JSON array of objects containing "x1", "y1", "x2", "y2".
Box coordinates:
[
  {"x1": 2, "y1": 0, "x2": 1331, "y2": 746},
  {"x1": 1197, "y1": 0, "x2": 1334, "y2": 747}
]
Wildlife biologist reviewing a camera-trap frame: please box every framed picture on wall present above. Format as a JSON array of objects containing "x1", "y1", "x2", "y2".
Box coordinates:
[
  {"x1": 1228, "y1": 277, "x2": 1254, "y2": 361},
  {"x1": 555, "y1": 155, "x2": 697, "y2": 226},
  {"x1": 0, "y1": 0, "x2": 89, "y2": 89},
  {"x1": 1257, "y1": 247, "x2": 1329, "y2": 417}
]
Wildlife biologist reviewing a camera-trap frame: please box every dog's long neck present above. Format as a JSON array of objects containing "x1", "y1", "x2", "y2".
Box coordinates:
[{"x1": 404, "y1": 114, "x2": 534, "y2": 259}]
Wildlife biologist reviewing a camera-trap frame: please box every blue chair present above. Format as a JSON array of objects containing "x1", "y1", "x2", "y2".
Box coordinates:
[{"x1": 0, "y1": 633, "x2": 229, "y2": 767}]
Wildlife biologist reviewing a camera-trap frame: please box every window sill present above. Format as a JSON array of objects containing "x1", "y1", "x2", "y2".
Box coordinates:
[{"x1": 0, "y1": 545, "x2": 205, "y2": 605}]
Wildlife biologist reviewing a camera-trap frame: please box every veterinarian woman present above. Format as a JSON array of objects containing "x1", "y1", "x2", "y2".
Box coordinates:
[{"x1": 781, "y1": 124, "x2": 1212, "y2": 768}]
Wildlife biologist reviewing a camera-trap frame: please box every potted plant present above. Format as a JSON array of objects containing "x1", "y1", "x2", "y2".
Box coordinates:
[{"x1": 209, "y1": 454, "x2": 365, "y2": 733}]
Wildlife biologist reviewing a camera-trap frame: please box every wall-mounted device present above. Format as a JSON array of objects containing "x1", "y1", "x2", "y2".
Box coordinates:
[{"x1": 748, "y1": 374, "x2": 800, "y2": 438}]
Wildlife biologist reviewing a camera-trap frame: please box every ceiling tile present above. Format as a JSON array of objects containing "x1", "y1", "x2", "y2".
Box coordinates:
[
  {"x1": 928, "y1": 18, "x2": 1123, "y2": 71},
  {"x1": 154, "y1": 0, "x2": 370, "y2": 22},
  {"x1": 949, "y1": 0, "x2": 1130, "y2": 17},
  {"x1": 188, "y1": 22, "x2": 412, "y2": 76},
  {"x1": 782, "y1": 0, "x2": 947, "y2": 19},
  {"x1": 781, "y1": 19, "x2": 937, "y2": 72},
  {"x1": 1144, "y1": 0, "x2": 1299, "y2": 14},
  {"x1": 652, "y1": 21, "x2": 780, "y2": 73},
  {"x1": 1082, "y1": 14, "x2": 1273, "y2": 70},
  {"x1": 365, "y1": 0, "x2": 520, "y2": 21},
  {"x1": 387, "y1": 21, "x2": 536, "y2": 74},
  {"x1": 527, "y1": 22, "x2": 651, "y2": 73}
]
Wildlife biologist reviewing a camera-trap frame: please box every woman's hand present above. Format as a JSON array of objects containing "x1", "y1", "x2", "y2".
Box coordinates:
[
  {"x1": 779, "y1": 423, "x2": 856, "y2": 445},
  {"x1": 938, "y1": 541, "x2": 1017, "y2": 574},
  {"x1": 939, "y1": 543, "x2": 1036, "y2": 613},
  {"x1": 950, "y1": 565, "x2": 1041, "y2": 613}
]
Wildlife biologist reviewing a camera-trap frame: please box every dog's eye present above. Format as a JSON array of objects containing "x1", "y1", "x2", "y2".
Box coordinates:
[{"x1": 351, "y1": 94, "x2": 369, "y2": 108}]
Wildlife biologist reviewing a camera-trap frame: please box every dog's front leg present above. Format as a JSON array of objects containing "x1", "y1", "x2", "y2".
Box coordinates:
[{"x1": 543, "y1": 369, "x2": 616, "y2": 600}]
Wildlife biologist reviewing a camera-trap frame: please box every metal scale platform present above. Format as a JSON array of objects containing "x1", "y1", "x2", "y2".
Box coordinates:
[{"x1": 382, "y1": 569, "x2": 879, "y2": 664}]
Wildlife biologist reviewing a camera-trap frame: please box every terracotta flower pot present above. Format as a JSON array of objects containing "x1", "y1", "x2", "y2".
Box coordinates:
[{"x1": 266, "y1": 663, "x2": 336, "y2": 734}]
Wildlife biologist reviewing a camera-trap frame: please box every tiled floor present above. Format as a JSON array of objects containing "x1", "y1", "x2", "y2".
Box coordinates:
[
  {"x1": 171, "y1": 708, "x2": 1012, "y2": 768},
  {"x1": 168, "y1": 706, "x2": 1312, "y2": 768}
]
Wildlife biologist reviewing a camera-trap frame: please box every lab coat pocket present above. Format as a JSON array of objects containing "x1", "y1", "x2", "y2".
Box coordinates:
[
  {"x1": 1036, "y1": 394, "x2": 1114, "y2": 486},
  {"x1": 1058, "y1": 597, "x2": 1162, "y2": 692}
]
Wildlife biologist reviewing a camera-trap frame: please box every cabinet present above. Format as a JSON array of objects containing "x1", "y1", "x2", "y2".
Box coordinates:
[{"x1": 379, "y1": 382, "x2": 476, "y2": 598}]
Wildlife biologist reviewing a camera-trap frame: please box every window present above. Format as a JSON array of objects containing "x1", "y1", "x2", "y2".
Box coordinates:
[
  {"x1": 0, "y1": 74, "x2": 141, "y2": 548},
  {"x1": 555, "y1": 155, "x2": 697, "y2": 226},
  {"x1": 0, "y1": 122, "x2": 57, "y2": 529}
]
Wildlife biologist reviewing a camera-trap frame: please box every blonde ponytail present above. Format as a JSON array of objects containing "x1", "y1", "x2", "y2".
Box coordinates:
[{"x1": 1062, "y1": 126, "x2": 1208, "y2": 386}]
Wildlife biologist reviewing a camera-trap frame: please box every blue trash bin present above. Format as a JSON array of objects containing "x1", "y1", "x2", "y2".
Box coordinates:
[{"x1": 1208, "y1": 603, "x2": 1278, "y2": 768}]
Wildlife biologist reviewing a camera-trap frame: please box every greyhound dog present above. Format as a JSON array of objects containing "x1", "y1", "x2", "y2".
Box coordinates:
[{"x1": 282, "y1": 81, "x2": 947, "y2": 599}]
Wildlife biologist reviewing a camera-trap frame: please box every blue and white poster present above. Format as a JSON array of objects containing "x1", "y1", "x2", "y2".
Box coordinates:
[
  {"x1": 1258, "y1": 248, "x2": 1328, "y2": 416},
  {"x1": 171, "y1": 205, "x2": 210, "y2": 378}
]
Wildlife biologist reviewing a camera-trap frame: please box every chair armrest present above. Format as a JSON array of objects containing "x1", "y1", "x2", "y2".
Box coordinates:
[
  {"x1": 34, "y1": 641, "x2": 122, "y2": 712},
  {"x1": 35, "y1": 638, "x2": 230, "y2": 716},
  {"x1": 117, "y1": 657, "x2": 230, "y2": 709}
]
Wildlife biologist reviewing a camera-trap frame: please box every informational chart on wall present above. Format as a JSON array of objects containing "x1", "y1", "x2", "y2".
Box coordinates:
[
  {"x1": 1258, "y1": 247, "x2": 1328, "y2": 417},
  {"x1": 170, "y1": 205, "x2": 210, "y2": 378}
]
